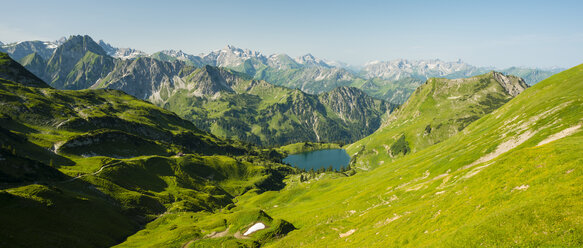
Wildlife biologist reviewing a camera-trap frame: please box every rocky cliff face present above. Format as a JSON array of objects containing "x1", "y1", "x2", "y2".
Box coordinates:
[
  {"x1": 94, "y1": 57, "x2": 183, "y2": 100},
  {"x1": 295, "y1": 53, "x2": 331, "y2": 68},
  {"x1": 203, "y1": 45, "x2": 267, "y2": 67},
  {"x1": 319, "y1": 86, "x2": 394, "y2": 124}
]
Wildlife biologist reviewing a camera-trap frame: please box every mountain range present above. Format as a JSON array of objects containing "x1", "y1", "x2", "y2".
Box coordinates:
[{"x1": 1, "y1": 36, "x2": 562, "y2": 105}]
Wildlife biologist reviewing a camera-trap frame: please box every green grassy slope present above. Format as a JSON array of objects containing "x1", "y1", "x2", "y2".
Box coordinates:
[
  {"x1": 0, "y1": 53, "x2": 296, "y2": 247},
  {"x1": 346, "y1": 71, "x2": 528, "y2": 171},
  {"x1": 18, "y1": 52, "x2": 47, "y2": 79},
  {"x1": 193, "y1": 63, "x2": 582, "y2": 247}
]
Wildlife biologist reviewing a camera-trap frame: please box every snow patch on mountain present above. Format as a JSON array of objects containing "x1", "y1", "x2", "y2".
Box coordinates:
[{"x1": 98, "y1": 40, "x2": 147, "y2": 59}]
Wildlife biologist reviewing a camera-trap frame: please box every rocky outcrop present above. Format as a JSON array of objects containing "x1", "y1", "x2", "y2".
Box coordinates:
[
  {"x1": 94, "y1": 57, "x2": 183, "y2": 99},
  {"x1": 492, "y1": 71, "x2": 529, "y2": 97},
  {"x1": 54, "y1": 130, "x2": 167, "y2": 158}
]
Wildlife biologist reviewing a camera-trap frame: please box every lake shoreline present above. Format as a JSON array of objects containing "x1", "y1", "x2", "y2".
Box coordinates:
[{"x1": 276, "y1": 142, "x2": 343, "y2": 156}]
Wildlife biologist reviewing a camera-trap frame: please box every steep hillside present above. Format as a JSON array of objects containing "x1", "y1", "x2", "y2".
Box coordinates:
[
  {"x1": 18, "y1": 52, "x2": 47, "y2": 79},
  {"x1": 0, "y1": 52, "x2": 49, "y2": 88},
  {"x1": 206, "y1": 63, "x2": 581, "y2": 247},
  {"x1": 346, "y1": 71, "x2": 528, "y2": 170},
  {"x1": 0, "y1": 53, "x2": 295, "y2": 247}
]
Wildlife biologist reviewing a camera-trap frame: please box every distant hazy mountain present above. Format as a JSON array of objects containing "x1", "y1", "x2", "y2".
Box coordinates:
[
  {"x1": 360, "y1": 59, "x2": 563, "y2": 86},
  {"x1": 153, "y1": 46, "x2": 561, "y2": 103},
  {"x1": 0, "y1": 39, "x2": 63, "y2": 61},
  {"x1": 150, "y1": 50, "x2": 204, "y2": 67},
  {"x1": 361, "y1": 59, "x2": 488, "y2": 81},
  {"x1": 499, "y1": 66, "x2": 564, "y2": 85},
  {"x1": 98, "y1": 40, "x2": 147, "y2": 59}
]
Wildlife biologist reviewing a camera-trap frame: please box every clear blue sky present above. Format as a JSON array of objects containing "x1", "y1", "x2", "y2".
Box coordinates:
[{"x1": 1, "y1": 0, "x2": 582, "y2": 68}]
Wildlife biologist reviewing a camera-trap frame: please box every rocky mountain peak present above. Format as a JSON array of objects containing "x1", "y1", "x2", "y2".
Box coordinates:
[
  {"x1": 98, "y1": 40, "x2": 116, "y2": 55},
  {"x1": 58, "y1": 35, "x2": 107, "y2": 57},
  {"x1": 184, "y1": 65, "x2": 235, "y2": 96},
  {"x1": 221, "y1": 45, "x2": 262, "y2": 57},
  {"x1": 295, "y1": 53, "x2": 330, "y2": 68},
  {"x1": 162, "y1": 49, "x2": 186, "y2": 57}
]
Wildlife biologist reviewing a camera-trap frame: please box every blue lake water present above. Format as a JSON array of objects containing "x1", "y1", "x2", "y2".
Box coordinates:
[{"x1": 282, "y1": 149, "x2": 351, "y2": 170}]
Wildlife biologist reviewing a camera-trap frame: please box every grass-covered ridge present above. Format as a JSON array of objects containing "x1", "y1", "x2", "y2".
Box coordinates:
[{"x1": 346, "y1": 71, "x2": 528, "y2": 170}]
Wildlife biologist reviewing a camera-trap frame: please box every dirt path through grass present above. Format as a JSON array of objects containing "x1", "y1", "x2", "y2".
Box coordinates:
[{"x1": 60, "y1": 161, "x2": 123, "y2": 183}]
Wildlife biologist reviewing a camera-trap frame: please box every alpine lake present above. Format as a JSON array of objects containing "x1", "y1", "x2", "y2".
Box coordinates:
[{"x1": 282, "y1": 149, "x2": 351, "y2": 171}]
